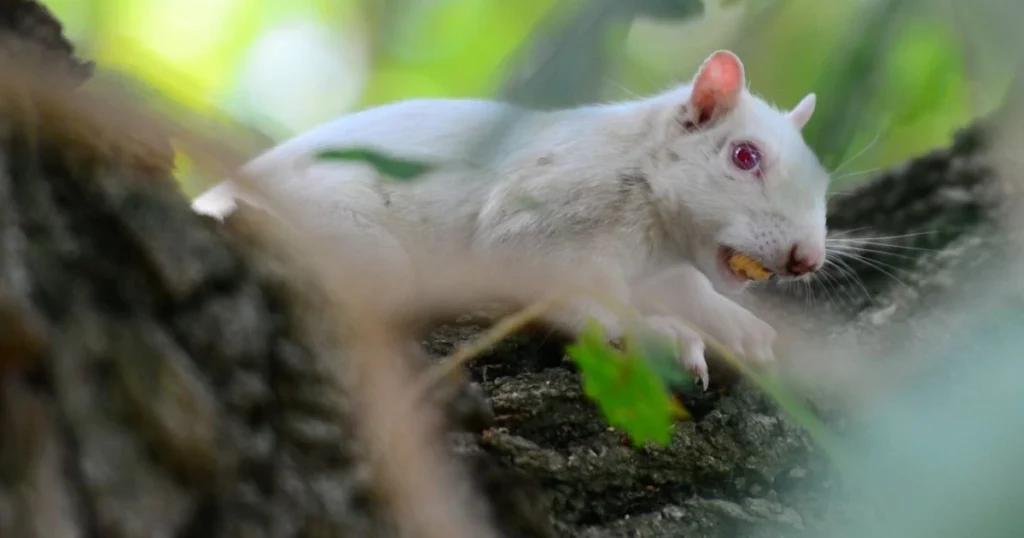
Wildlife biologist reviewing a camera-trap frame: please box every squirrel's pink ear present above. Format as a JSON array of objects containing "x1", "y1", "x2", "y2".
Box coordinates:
[
  {"x1": 788, "y1": 93, "x2": 816, "y2": 130},
  {"x1": 688, "y1": 50, "x2": 745, "y2": 125}
]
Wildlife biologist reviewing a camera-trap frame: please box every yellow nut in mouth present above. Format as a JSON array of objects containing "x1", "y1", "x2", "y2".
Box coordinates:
[{"x1": 727, "y1": 253, "x2": 773, "y2": 281}]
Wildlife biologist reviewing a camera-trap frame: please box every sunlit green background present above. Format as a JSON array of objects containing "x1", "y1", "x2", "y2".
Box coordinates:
[{"x1": 41, "y1": 0, "x2": 1011, "y2": 195}]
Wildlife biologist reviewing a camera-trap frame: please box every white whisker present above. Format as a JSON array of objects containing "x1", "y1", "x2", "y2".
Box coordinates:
[
  {"x1": 827, "y1": 243, "x2": 919, "y2": 261},
  {"x1": 823, "y1": 257, "x2": 872, "y2": 301},
  {"x1": 833, "y1": 167, "x2": 883, "y2": 181},
  {"x1": 827, "y1": 230, "x2": 938, "y2": 241},
  {"x1": 828, "y1": 250, "x2": 912, "y2": 287},
  {"x1": 811, "y1": 267, "x2": 845, "y2": 306},
  {"x1": 831, "y1": 127, "x2": 884, "y2": 176}
]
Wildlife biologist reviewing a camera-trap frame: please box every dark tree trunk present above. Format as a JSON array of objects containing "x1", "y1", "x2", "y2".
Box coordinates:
[{"x1": 0, "y1": 3, "x2": 1015, "y2": 538}]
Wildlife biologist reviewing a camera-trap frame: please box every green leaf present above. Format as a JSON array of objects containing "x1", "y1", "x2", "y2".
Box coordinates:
[
  {"x1": 566, "y1": 319, "x2": 679, "y2": 447},
  {"x1": 314, "y1": 148, "x2": 435, "y2": 181}
]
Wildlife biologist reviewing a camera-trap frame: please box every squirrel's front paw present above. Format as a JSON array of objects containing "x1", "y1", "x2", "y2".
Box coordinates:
[
  {"x1": 705, "y1": 301, "x2": 777, "y2": 365},
  {"x1": 644, "y1": 315, "x2": 709, "y2": 390}
]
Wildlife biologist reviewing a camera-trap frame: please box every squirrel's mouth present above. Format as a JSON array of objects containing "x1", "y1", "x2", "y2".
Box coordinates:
[{"x1": 717, "y1": 246, "x2": 773, "y2": 284}]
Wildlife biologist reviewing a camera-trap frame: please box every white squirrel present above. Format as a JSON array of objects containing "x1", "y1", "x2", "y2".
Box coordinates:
[{"x1": 192, "y1": 50, "x2": 829, "y2": 388}]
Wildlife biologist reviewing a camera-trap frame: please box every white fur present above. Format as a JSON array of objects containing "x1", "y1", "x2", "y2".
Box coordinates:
[{"x1": 191, "y1": 50, "x2": 830, "y2": 388}]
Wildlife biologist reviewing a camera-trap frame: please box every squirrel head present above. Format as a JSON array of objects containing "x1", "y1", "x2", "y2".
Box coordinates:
[{"x1": 648, "y1": 50, "x2": 830, "y2": 294}]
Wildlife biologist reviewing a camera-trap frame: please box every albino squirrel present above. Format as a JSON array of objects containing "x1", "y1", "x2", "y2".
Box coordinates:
[{"x1": 192, "y1": 50, "x2": 829, "y2": 388}]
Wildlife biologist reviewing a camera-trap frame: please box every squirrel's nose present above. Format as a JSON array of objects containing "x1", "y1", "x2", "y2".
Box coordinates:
[{"x1": 786, "y1": 244, "x2": 823, "y2": 276}]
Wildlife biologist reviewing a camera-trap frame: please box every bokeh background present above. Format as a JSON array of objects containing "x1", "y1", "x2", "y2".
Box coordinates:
[
  {"x1": 40, "y1": 0, "x2": 1013, "y2": 196},
  {"x1": 32, "y1": 1, "x2": 1024, "y2": 537}
]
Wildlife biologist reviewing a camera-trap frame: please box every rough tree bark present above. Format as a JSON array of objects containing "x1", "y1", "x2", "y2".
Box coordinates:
[{"x1": 0, "y1": 3, "x2": 1013, "y2": 538}]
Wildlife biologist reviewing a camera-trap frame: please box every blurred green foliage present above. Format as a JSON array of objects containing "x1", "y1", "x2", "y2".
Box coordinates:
[
  {"x1": 40, "y1": 0, "x2": 1011, "y2": 193},
  {"x1": 566, "y1": 319, "x2": 684, "y2": 447}
]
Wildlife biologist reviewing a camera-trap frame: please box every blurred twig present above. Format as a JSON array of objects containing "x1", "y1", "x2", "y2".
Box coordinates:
[
  {"x1": 803, "y1": 0, "x2": 916, "y2": 172},
  {"x1": 500, "y1": 0, "x2": 703, "y2": 109},
  {"x1": 498, "y1": 0, "x2": 628, "y2": 109},
  {"x1": 414, "y1": 294, "x2": 567, "y2": 400},
  {"x1": 467, "y1": 0, "x2": 705, "y2": 172}
]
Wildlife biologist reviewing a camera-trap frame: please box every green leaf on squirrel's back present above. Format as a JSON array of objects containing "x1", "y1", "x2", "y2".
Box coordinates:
[
  {"x1": 566, "y1": 320, "x2": 681, "y2": 447},
  {"x1": 314, "y1": 148, "x2": 435, "y2": 181}
]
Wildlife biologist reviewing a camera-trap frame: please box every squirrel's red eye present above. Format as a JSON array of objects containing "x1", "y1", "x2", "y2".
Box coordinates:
[{"x1": 731, "y1": 142, "x2": 762, "y2": 173}]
